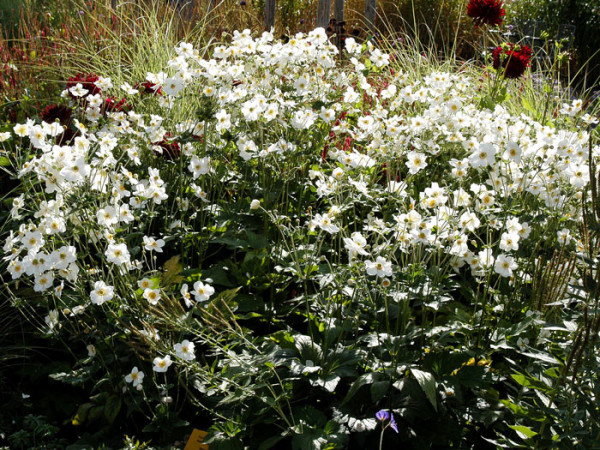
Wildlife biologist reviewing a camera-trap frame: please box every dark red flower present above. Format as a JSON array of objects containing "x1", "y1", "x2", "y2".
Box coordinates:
[
  {"x1": 103, "y1": 97, "x2": 129, "y2": 113},
  {"x1": 153, "y1": 133, "x2": 180, "y2": 160},
  {"x1": 135, "y1": 81, "x2": 163, "y2": 96},
  {"x1": 40, "y1": 104, "x2": 72, "y2": 125},
  {"x1": 467, "y1": 0, "x2": 505, "y2": 27},
  {"x1": 492, "y1": 43, "x2": 532, "y2": 79}
]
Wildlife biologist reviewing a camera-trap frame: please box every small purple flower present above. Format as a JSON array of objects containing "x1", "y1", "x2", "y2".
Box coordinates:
[
  {"x1": 376, "y1": 410, "x2": 390, "y2": 421},
  {"x1": 376, "y1": 409, "x2": 399, "y2": 433},
  {"x1": 389, "y1": 413, "x2": 399, "y2": 433},
  {"x1": 240, "y1": 0, "x2": 246, "y2": 5}
]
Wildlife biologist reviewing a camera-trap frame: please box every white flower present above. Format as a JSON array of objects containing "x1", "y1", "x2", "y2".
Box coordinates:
[
  {"x1": 319, "y1": 107, "x2": 335, "y2": 123},
  {"x1": 469, "y1": 143, "x2": 496, "y2": 168},
  {"x1": 143, "y1": 236, "x2": 165, "y2": 252},
  {"x1": 370, "y1": 48, "x2": 390, "y2": 67},
  {"x1": 153, "y1": 355, "x2": 173, "y2": 373},
  {"x1": 312, "y1": 213, "x2": 340, "y2": 234},
  {"x1": 494, "y1": 254, "x2": 517, "y2": 277},
  {"x1": 343, "y1": 232, "x2": 369, "y2": 257},
  {"x1": 162, "y1": 77, "x2": 184, "y2": 96},
  {"x1": 502, "y1": 141, "x2": 522, "y2": 163},
  {"x1": 69, "y1": 83, "x2": 89, "y2": 97},
  {"x1": 557, "y1": 228, "x2": 571, "y2": 245},
  {"x1": 174, "y1": 340, "x2": 196, "y2": 361},
  {"x1": 406, "y1": 151, "x2": 427, "y2": 174},
  {"x1": 499, "y1": 232, "x2": 519, "y2": 252},
  {"x1": 263, "y1": 103, "x2": 279, "y2": 121},
  {"x1": 365, "y1": 256, "x2": 393, "y2": 277},
  {"x1": 45, "y1": 309, "x2": 59, "y2": 331},
  {"x1": 215, "y1": 109, "x2": 231, "y2": 132},
  {"x1": 143, "y1": 288, "x2": 161, "y2": 305},
  {"x1": 345, "y1": 37, "x2": 361, "y2": 55},
  {"x1": 87, "y1": 344, "x2": 96, "y2": 358},
  {"x1": 181, "y1": 284, "x2": 194, "y2": 308},
  {"x1": 478, "y1": 249, "x2": 495, "y2": 270},
  {"x1": 94, "y1": 76, "x2": 113, "y2": 90},
  {"x1": 516, "y1": 337, "x2": 529, "y2": 350},
  {"x1": 105, "y1": 243, "x2": 131, "y2": 266},
  {"x1": 250, "y1": 199, "x2": 261, "y2": 210},
  {"x1": 21, "y1": 231, "x2": 44, "y2": 254},
  {"x1": 188, "y1": 156, "x2": 210, "y2": 179},
  {"x1": 90, "y1": 280, "x2": 114, "y2": 305},
  {"x1": 192, "y1": 281, "x2": 215, "y2": 303},
  {"x1": 565, "y1": 163, "x2": 589, "y2": 188},
  {"x1": 97, "y1": 205, "x2": 119, "y2": 227},
  {"x1": 121, "y1": 82, "x2": 139, "y2": 95},
  {"x1": 125, "y1": 366, "x2": 144, "y2": 387},
  {"x1": 51, "y1": 246, "x2": 77, "y2": 270},
  {"x1": 138, "y1": 278, "x2": 153, "y2": 290},
  {"x1": 8, "y1": 259, "x2": 25, "y2": 279},
  {"x1": 34, "y1": 272, "x2": 54, "y2": 292},
  {"x1": 13, "y1": 123, "x2": 29, "y2": 137}
]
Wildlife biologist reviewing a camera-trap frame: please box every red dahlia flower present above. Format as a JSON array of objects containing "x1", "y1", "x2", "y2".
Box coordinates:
[
  {"x1": 135, "y1": 81, "x2": 163, "y2": 96},
  {"x1": 153, "y1": 133, "x2": 180, "y2": 160},
  {"x1": 40, "y1": 104, "x2": 72, "y2": 125},
  {"x1": 492, "y1": 43, "x2": 532, "y2": 79},
  {"x1": 467, "y1": 0, "x2": 505, "y2": 27},
  {"x1": 103, "y1": 97, "x2": 129, "y2": 113}
]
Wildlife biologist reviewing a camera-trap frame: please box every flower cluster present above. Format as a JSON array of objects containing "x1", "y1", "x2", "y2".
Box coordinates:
[{"x1": 1, "y1": 26, "x2": 597, "y2": 446}]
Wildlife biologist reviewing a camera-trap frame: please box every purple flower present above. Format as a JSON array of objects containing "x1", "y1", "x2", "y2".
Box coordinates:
[
  {"x1": 376, "y1": 410, "x2": 390, "y2": 421},
  {"x1": 389, "y1": 413, "x2": 399, "y2": 433},
  {"x1": 376, "y1": 409, "x2": 399, "y2": 433}
]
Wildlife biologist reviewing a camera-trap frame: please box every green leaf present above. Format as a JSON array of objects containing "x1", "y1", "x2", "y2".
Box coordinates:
[
  {"x1": 258, "y1": 434, "x2": 287, "y2": 450},
  {"x1": 508, "y1": 425, "x2": 538, "y2": 440},
  {"x1": 410, "y1": 368, "x2": 437, "y2": 411},
  {"x1": 103, "y1": 395, "x2": 121, "y2": 424},
  {"x1": 370, "y1": 380, "x2": 390, "y2": 403},
  {"x1": 511, "y1": 373, "x2": 550, "y2": 392},
  {"x1": 342, "y1": 373, "x2": 378, "y2": 405},
  {"x1": 246, "y1": 230, "x2": 267, "y2": 250},
  {"x1": 161, "y1": 255, "x2": 185, "y2": 287},
  {"x1": 0, "y1": 156, "x2": 10, "y2": 166}
]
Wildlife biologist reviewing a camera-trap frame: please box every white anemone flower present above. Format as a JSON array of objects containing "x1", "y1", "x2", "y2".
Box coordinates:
[
  {"x1": 365, "y1": 256, "x2": 393, "y2": 277},
  {"x1": 125, "y1": 367, "x2": 145, "y2": 388},
  {"x1": 174, "y1": 340, "x2": 196, "y2": 361},
  {"x1": 153, "y1": 355, "x2": 172, "y2": 373},
  {"x1": 90, "y1": 280, "x2": 114, "y2": 305},
  {"x1": 193, "y1": 281, "x2": 215, "y2": 303}
]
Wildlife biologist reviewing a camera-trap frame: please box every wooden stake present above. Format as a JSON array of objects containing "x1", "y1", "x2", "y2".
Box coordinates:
[
  {"x1": 265, "y1": 0, "x2": 276, "y2": 31},
  {"x1": 316, "y1": 0, "x2": 332, "y2": 29},
  {"x1": 365, "y1": 0, "x2": 376, "y2": 32}
]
